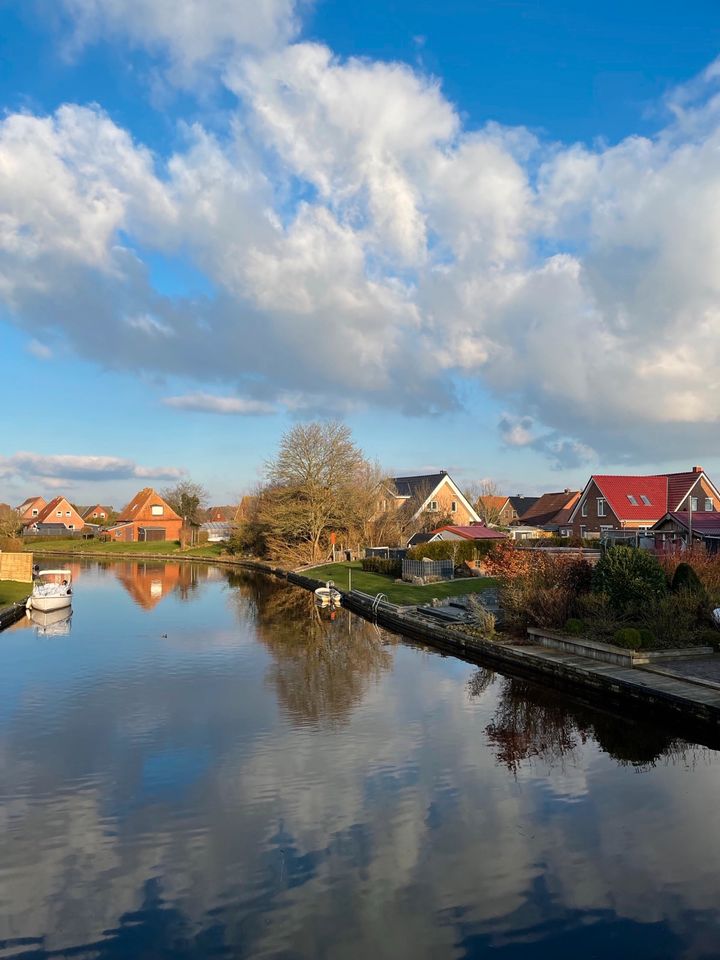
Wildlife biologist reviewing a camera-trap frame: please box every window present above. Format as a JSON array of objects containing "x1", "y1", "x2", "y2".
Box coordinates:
[
  {"x1": 68, "y1": 524, "x2": 74, "y2": 530},
  {"x1": 151, "y1": 505, "x2": 164, "y2": 516},
  {"x1": 428, "y1": 501, "x2": 438, "y2": 512},
  {"x1": 580, "y1": 525, "x2": 587, "y2": 538},
  {"x1": 56, "y1": 510, "x2": 62, "y2": 517},
  {"x1": 65, "y1": 510, "x2": 71, "y2": 517},
  {"x1": 31, "y1": 508, "x2": 38, "y2": 516},
  {"x1": 381, "y1": 499, "x2": 387, "y2": 512},
  {"x1": 627, "y1": 494, "x2": 638, "y2": 506},
  {"x1": 451, "y1": 500, "x2": 457, "y2": 513},
  {"x1": 640, "y1": 495, "x2": 651, "y2": 506},
  {"x1": 597, "y1": 498, "x2": 606, "y2": 517},
  {"x1": 600, "y1": 525, "x2": 613, "y2": 531},
  {"x1": 691, "y1": 497, "x2": 699, "y2": 511},
  {"x1": 581, "y1": 501, "x2": 588, "y2": 517},
  {"x1": 705, "y1": 498, "x2": 714, "y2": 512}
]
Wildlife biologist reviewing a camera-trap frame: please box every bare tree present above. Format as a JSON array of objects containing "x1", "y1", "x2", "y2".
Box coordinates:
[
  {"x1": 0, "y1": 506, "x2": 22, "y2": 541},
  {"x1": 161, "y1": 479, "x2": 208, "y2": 524},
  {"x1": 260, "y1": 421, "x2": 372, "y2": 565},
  {"x1": 474, "y1": 479, "x2": 506, "y2": 526}
]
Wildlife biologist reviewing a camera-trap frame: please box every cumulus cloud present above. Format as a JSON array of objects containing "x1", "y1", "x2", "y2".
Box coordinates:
[
  {"x1": 4, "y1": 24, "x2": 720, "y2": 464},
  {"x1": 162, "y1": 393, "x2": 276, "y2": 414},
  {"x1": 60, "y1": 0, "x2": 301, "y2": 79},
  {"x1": 0, "y1": 453, "x2": 184, "y2": 482}
]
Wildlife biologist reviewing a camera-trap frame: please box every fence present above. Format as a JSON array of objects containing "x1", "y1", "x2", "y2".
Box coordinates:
[
  {"x1": 365, "y1": 547, "x2": 408, "y2": 560},
  {"x1": 402, "y1": 558, "x2": 454, "y2": 581}
]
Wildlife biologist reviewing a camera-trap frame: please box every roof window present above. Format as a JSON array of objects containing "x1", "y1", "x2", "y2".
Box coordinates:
[
  {"x1": 627, "y1": 495, "x2": 638, "y2": 505},
  {"x1": 640, "y1": 495, "x2": 651, "y2": 506}
]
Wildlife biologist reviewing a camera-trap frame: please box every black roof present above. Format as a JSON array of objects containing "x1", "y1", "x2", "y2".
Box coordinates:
[
  {"x1": 508, "y1": 495, "x2": 539, "y2": 514},
  {"x1": 407, "y1": 532, "x2": 435, "y2": 547},
  {"x1": 390, "y1": 472, "x2": 447, "y2": 499}
]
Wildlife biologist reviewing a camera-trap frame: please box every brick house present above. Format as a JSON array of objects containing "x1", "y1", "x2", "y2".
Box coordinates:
[
  {"x1": 83, "y1": 504, "x2": 113, "y2": 522},
  {"x1": 517, "y1": 490, "x2": 581, "y2": 533},
  {"x1": 24, "y1": 496, "x2": 85, "y2": 535},
  {"x1": 568, "y1": 466, "x2": 720, "y2": 538},
  {"x1": 378, "y1": 471, "x2": 481, "y2": 526},
  {"x1": 17, "y1": 496, "x2": 47, "y2": 523},
  {"x1": 105, "y1": 488, "x2": 183, "y2": 542}
]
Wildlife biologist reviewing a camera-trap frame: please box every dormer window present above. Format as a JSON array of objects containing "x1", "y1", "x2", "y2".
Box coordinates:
[
  {"x1": 640, "y1": 495, "x2": 651, "y2": 506},
  {"x1": 627, "y1": 495, "x2": 638, "y2": 506}
]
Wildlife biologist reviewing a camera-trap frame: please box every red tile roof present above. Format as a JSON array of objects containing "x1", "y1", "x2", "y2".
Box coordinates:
[
  {"x1": 590, "y1": 469, "x2": 713, "y2": 522},
  {"x1": 518, "y1": 491, "x2": 580, "y2": 526},
  {"x1": 432, "y1": 525, "x2": 507, "y2": 540},
  {"x1": 593, "y1": 475, "x2": 669, "y2": 522}
]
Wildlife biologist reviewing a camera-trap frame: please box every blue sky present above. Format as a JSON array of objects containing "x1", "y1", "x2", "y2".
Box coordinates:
[{"x1": 2, "y1": 0, "x2": 720, "y2": 506}]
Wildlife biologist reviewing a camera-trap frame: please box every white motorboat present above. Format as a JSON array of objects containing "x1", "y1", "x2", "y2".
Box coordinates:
[
  {"x1": 26, "y1": 569, "x2": 73, "y2": 613},
  {"x1": 314, "y1": 580, "x2": 342, "y2": 606},
  {"x1": 29, "y1": 607, "x2": 73, "y2": 636}
]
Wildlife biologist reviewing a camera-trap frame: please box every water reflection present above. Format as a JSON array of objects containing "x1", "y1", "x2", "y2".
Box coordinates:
[
  {"x1": 228, "y1": 570, "x2": 395, "y2": 726},
  {"x1": 2, "y1": 561, "x2": 720, "y2": 959},
  {"x1": 28, "y1": 606, "x2": 73, "y2": 636}
]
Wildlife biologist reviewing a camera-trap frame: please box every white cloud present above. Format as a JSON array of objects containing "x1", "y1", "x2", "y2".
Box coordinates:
[
  {"x1": 162, "y1": 393, "x2": 276, "y2": 414},
  {"x1": 0, "y1": 453, "x2": 184, "y2": 482},
  {"x1": 61, "y1": 0, "x2": 301, "y2": 78},
  {"x1": 26, "y1": 338, "x2": 52, "y2": 360},
  {"x1": 5, "y1": 35, "x2": 720, "y2": 463}
]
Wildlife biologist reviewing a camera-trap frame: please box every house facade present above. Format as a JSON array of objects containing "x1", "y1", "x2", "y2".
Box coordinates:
[
  {"x1": 568, "y1": 467, "x2": 720, "y2": 538},
  {"x1": 105, "y1": 488, "x2": 183, "y2": 542},
  {"x1": 83, "y1": 504, "x2": 113, "y2": 523},
  {"x1": 379, "y1": 471, "x2": 481, "y2": 525},
  {"x1": 652, "y1": 512, "x2": 720, "y2": 552},
  {"x1": 475, "y1": 495, "x2": 520, "y2": 526},
  {"x1": 24, "y1": 497, "x2": 85, "y2": 535},
  {"x1": 17, "y1": 496, "x2": 46, "y2": 523}
]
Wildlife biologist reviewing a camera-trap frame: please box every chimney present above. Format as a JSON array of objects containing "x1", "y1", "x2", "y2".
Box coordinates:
[{"x1": 692, "y1": 465, "x2": 703, "y2": 473}]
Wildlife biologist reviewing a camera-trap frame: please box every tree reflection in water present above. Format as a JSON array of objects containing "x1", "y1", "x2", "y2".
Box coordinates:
[
  {"x1": 468, "y1": 669, "x2": 706, "y2": 773},
  {"x1": 226, "y1": 572, "x2": 395, "y2": 726}
]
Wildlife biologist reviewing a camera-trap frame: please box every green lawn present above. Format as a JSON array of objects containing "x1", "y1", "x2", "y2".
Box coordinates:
[
  {"x1": 303, "y1": 561, "x2": 498, "y2": 605},
  {"x1": 22, "y1": 539, "x2": 227, "y2": 558},
  {"x1": 0, "y1": 580, "x2": 30, "y2": 607}
]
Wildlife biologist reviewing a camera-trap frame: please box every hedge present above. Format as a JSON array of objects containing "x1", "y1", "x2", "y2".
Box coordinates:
[
  {"x1": 406, "y1": 540, "x2": 498, "y2": 563},
  {"x1": 361, "y1": 557, "x2": 403, "y2": 577}
]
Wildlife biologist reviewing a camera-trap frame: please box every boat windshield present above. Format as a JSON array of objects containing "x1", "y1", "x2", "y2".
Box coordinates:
[{"x1": 36, "y1": 570, "x2": 72, "y2": 584}]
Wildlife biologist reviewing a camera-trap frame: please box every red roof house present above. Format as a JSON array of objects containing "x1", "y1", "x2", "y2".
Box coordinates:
[
  {"x1": 82, "y1": 504, "x2": 113, "y2": 522},
  {"x1": 568, "y1": 466, "x2": 720, "y2": 537},
  {"x1": 429, "y1": 524, "x2": 508, "y2": 542},
  {"x1": 517, "y1": 491, "x2": 581, "y2": 531},
  {"x1": 25, "y1": 496, "x2": 85, "y2": 534},
  {"x1": 17, "y1": 496, "x2": 47, "y2": 523},
  {"x1": 105, "y1": 488, "x2": 183, "y2": 543}
]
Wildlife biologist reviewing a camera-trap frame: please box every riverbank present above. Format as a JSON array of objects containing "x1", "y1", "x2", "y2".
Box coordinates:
[
  {"x1": 0, "y1": 580, "x2": 30, "y2": 630},
  {"x1": 17, "y1": 551, "x2": 720, "y2": 730}
]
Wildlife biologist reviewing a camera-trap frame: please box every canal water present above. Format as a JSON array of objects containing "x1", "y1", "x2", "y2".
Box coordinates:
[{"x1": 1, "y1": 560, "x2": 720, "y2": 958}]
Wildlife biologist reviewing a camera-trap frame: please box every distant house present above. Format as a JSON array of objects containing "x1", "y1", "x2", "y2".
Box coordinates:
[
  {"x1": 206, "y1": 505, "x2": 234, "y2": 522},
  {"x1": 652, "y1": 511, "x2": 720, "y2": 552},
  {"x1": 379, "y1": 471, "x2": 481, "y2": 525},
  {"x1": 104, "y1": 488, "x2": 183, "y2": 542},
  {"x1": 568, "y1": 466, "x2": 720, "y2": 538},
  {"x1": 517, "y1": 490, "x2": 581, "y2": 534},
  {"x1": 17, "y1": 496, "x2": 47, "y2": 523},
  {"x1": 24, "y1": 496, "x2": 85, "y2": 535},
  {"x1": 476, "y1": 495, "x2": 538, "y2": 526},
  {"x1": 83, "y1": 504, "x2": 113, "y2": 522},
  {"x1": 428, "y1": 525, "x2": 507, "y2": 542}
]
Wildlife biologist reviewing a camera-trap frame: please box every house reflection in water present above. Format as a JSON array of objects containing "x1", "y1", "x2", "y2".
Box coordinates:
[{"x1": 113, "y1": 561, "x2": 209, "y2": 610}]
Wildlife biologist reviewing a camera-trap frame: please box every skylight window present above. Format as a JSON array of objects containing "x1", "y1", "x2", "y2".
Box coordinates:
[
  {"x1": 640, "y1": 495, "x2": 651, "y2": 506},
  {"x1": 627, "y1": 495, "x2": 638, "y2": 505}
]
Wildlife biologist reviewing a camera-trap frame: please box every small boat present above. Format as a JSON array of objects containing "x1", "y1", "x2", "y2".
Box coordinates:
[
  {"x1": 314, "y1": 580, "x2": 342, "y2": 606},
  {"x1": 26, "y1": 569, "x2": 73, "y2": 613}
]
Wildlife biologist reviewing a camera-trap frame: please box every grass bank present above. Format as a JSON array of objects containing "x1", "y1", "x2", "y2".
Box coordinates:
[
  {"x1": 303, "y1": 561, "x2": 498, "y2": 605},
  {"x1": 22, "y1": 539, "x2": 226, "y2": 559},
  {"x1": 0, "y1": 580, "x2": 30, "y2": 607}
]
